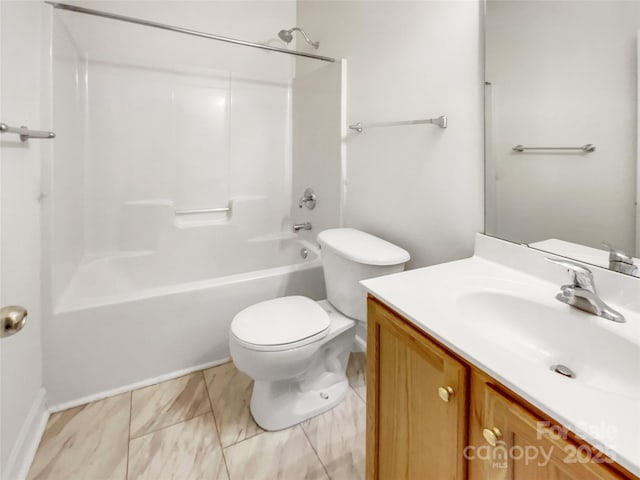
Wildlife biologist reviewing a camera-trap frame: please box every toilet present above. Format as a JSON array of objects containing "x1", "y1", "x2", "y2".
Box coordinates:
[{"x1": 229, "y1": 228, "x2": 410, "y2": 430}]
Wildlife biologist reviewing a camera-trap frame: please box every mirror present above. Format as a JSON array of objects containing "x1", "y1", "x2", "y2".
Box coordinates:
[{"x1": 484, "y1": 0, "x2": 640, "y2": 277}]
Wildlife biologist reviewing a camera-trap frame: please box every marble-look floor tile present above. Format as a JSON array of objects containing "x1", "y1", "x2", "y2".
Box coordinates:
[
  {"x1": 224, "y1": 426, "x2": 328, "y2": 480},
  {"x1": 27, "y1": 392, "x2": 130, "y2": 480},
  {"x1": 203, "y1": 362, "x2": 263, "y2": 447},
  {"x1": 302, "y1": 388, "x2": 366, "y2": 480},
  {"x1": 347, "y1": 351, "x2": 367, "y2": 402},
  {"x1": 130, "y1": 372, "x2": 210, "y2": 438},
  {"x1": 127, "y1": 413, "x2": 228, "y2": 480}
]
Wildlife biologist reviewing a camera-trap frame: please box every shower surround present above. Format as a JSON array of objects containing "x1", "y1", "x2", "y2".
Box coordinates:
[{"x1": 41, "y1": 2, "x2": 343, "y2": 407}]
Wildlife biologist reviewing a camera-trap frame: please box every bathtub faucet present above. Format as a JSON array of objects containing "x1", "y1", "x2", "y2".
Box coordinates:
[{"x1": 293, "y1": 222, "x2": 312, "y2": 232}]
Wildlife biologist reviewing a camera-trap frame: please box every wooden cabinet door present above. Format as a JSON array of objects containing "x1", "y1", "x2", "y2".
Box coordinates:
[
  {"x1": 367, "y1": 297, "x2": 468, "y2": 480},
  {"x1": 469, "y1": 374, "x2": 626, "y2": 480}
]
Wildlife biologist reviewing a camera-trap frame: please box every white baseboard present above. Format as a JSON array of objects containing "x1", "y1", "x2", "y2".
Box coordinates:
[
  {"x1": 48, "y1": 357, "x2": 231, "y2": 413},
  {"x1": 3, "y1": 388, "x2": 49, "y2": 480}
]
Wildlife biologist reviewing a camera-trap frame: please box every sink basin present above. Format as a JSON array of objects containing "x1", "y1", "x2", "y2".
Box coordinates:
[{"x1": 456, "y1": 290, "x2": 640, "y2": 399}]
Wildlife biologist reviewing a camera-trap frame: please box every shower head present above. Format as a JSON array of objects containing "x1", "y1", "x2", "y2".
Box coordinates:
[
  {"x1": 278, "y1": 29, "x2": 294, "y2": 44},
  {"x1": 277, "y1": 27, "x2": 319, "y2": 49}
]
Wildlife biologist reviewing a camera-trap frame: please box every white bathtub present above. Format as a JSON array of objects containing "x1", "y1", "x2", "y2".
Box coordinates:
[{"x1": 45, "y1": 237, "x2": 325, "y2": 409}]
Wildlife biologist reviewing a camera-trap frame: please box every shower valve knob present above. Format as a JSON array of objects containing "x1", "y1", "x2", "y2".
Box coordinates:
[{"x1": 298, "y1": 188, "x2": 316, "y2": 210}]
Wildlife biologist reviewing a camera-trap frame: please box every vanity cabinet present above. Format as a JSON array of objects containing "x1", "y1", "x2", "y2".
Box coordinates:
[
  {"x1": 366, "y1": 296, "x2": 469, "y2": 479},
  {"x1": 366, "y1": 296, "x2": 635, "y2": 480}
]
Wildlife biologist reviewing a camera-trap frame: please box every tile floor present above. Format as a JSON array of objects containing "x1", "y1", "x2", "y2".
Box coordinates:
[{"x1": 27, "y1": 352, "x2": 367, "y2": 480}]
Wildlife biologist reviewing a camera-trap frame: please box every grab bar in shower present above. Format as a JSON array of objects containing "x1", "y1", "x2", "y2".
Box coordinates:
[
  {"x1": 349, "y1": 115, "x2": 447, "y2": 133},
  {"x1": 174, "y1": 206, "x2": 230, "y2": 216},
  {"x1": 512, "y1": 144, "x2": 596, "y2": 153},
  {"x1": 0, "y1": 123, "x2": 56, "y2": 141}
]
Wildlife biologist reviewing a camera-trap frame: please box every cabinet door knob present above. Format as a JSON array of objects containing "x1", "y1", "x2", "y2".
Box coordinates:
[
  {"x1": 482, "y1": 427, "x2": 503, "y2": 446},
  {"x1": 438, "y1": 386, "x2": 455, "y2": 402}
]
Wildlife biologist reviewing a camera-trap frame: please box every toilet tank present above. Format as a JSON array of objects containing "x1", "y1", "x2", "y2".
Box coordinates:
[{"x1": 317, "y1": 228, "x2": 410, "y2": 321}]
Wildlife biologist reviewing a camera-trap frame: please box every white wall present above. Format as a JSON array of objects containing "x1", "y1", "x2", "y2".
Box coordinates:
[
  {"x1": 296, "y1": 0, "x2": 484, "y2": 268},
  {"x1": 291, "y1": 61, "x2": 344, "y2": 240},
  {"x1": 0, "y1": 2, "x2": 48, "y2": 479},
  {"x1": 486, "y1": 0, "x2": 638, "y2": 254}
]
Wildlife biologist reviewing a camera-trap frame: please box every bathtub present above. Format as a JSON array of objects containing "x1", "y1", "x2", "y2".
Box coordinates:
[{"x1": 44, "y1": 236, "x2": 326, "y2": 409}]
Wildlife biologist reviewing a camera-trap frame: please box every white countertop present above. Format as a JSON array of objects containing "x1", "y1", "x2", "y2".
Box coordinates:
[{"x1": 361, "y1": 234, "x2": 640, "y2": 476}]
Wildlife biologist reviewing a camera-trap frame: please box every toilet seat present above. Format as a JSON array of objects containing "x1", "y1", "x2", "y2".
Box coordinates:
[{"x1": 230, "y1": 296, "x2": 330, "y2": 352}]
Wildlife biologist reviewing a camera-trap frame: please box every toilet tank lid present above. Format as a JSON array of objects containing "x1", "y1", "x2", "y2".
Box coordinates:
[{"x1": 318, "y1": 228, "x2": 410, "y2": 266}]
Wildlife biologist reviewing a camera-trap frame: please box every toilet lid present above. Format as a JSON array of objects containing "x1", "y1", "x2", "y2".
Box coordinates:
[{"x1": 230, "y1": 296, "x2": 330, "y2": 347}]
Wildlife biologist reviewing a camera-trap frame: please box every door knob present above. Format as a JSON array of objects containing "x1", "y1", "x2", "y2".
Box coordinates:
[
  {"x1": 438, "y1": 386, "x2": 455, "y2": 402},
  {"x1": 483, "y1": 427, "x2": 503, "y2": 447},
  {"x1": 1, "y1": 306, "x2": 27, "y2": 338}
]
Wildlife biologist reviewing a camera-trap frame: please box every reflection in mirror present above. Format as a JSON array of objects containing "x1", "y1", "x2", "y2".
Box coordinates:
[{"x1": 484, "y1": 0, "x2": 640, "y2": 277}]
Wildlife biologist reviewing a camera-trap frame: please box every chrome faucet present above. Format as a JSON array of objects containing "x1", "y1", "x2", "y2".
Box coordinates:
[
  {"x1": 293, "y1": 222, "x2": 312, "y2": 232},
  {"x1": 603, "y1": 243, "x2": 638, "y2": 276},
  {"x1": 545, "y1": 258, "x2": 625, "y2": 323}
]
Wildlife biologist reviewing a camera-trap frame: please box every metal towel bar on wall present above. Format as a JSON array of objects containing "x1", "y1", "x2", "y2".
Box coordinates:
[
  {"x1": 0, "y1": 123, "x2": 56, "y2": 142},
  {"x1": 512, "y1": 144, "x2": 596, "y2": 153},
  {"x1": 349, "y1": 115, "x2": 447, "y2": 133}
]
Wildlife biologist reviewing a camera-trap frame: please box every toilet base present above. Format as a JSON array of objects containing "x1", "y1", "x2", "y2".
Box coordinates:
[
  {"x1": 232, "y1": 299, "x2": 357, "y2": 431},
  {"x1": 250, "y1": 373, "x2": 350, "y2": 431}
]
